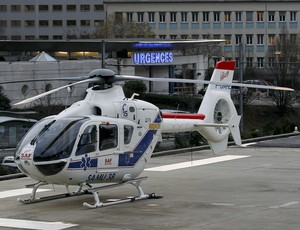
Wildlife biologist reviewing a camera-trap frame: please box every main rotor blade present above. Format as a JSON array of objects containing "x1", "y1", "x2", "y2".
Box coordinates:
[
  {"x1": 13, "y1": 78, "x2": 99, "y2": 106},
  {"x1": 115, "y1": 75, "x2": 294, "y2": 92}
]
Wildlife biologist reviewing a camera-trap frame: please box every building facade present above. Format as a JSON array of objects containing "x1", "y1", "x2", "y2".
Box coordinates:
[
  {"x1": 104, "y1": 0, "x2": 300, "y2": 69},
  {"x1": 0, "y1": 0, "x2": 299, "y2": 68},
  {"x1": 0, "y1": 0, "x2": 105, "y2": 41}
]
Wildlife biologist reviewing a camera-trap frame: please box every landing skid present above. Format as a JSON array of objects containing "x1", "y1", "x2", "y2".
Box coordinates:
[{"x1": 17, "y1": 177, "x2": 162, "y2": 208}]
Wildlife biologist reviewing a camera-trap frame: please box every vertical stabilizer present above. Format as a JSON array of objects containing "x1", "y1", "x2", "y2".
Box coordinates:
[{"x1": 197, "y1": 60, "x2": 241, "y2": 154}]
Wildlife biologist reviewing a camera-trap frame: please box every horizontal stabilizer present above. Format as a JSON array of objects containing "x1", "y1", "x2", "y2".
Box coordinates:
[{"x1": 228, "y1": 115, "x2": 241, "y2": 146}]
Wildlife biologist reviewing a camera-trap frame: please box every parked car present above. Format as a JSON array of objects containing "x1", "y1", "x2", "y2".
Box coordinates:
[{"x1": 1, "y1": 156, "x2": 17, "y2": 168}]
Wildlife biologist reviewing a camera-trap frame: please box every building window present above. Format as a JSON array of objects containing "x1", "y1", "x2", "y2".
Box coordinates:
[
  {"x1": 81, "y1": 20, "x2": 90, "y2": 26},
  {"x1": 290, "y1": 11, "x2": 297, "y2": 22},
  {"x1": 94, "y1": 5, "x2": 104, "y2": 11},
  {"x1": 126, "y1": 12, "x2": 133, "y2": 22},
  {"x1": 192, "y1": 12, "x2": 198, "y2": 22},
  {"x1": 257, "y1": 57, "x2": 264, "y2": 68},
  {"x1": 53, "y1": 5, "x2": 62, "y2": 11},
  {"x1": 11, "y1": 5, "x2": 21, "y2": 12},
  {"x1": 224, "y1": 35, "x2": 231, "y2": 45},
  {"x1": 94, "y1": 20, "x2": 103, "y2": 27},
  {"x1": 279, "y1": 34, "x2": 286, "y2": 43},
  {"x1": 21, "y1": 85, "x2": 29, "y2": 95},
  {"x1": 246, "y1": 12, "x2": 253, "y2": 21},
  {"x1": 257, "y1": 12, "x2": 264, "y2": 21},
  {"x1": 0, "y1": 21, "x2": 7, "y2": 28},
  {"x1": 39, "y1": 5, "x2": 48, "y2": 11},
  {"x1": 25, "y1": 5, "x2": 35, "y2": 12},
  {"x1": 279, "y1": 11, "x2": 286, "y2": 22},
  {"x1": 39, "y1": 35, "x2": 49, "y2": 40},
  {"x1": 246, "y1": 35, "x2": 253, "y2": 45},
  {"x1": 170, "y1": 35, "x2": 177, "y2": 39},
  {"x1": 246, "y1": 57, "x2": 253, "y2": 68},
  {"x1": 148, "y1": 12, "x2": 155, "y2": 22},
  {"x1": 181, "y1": 12, "x2": 188, "y2": 22},
  {"x1": 11, "y1": 35, "x2": 21, "y2": 40},
  {"x1": 268, "y1": 12, "x2": 275, "y2": 22},
  {"x1": 137, "y1": 12, "x2": 144, "y2": 23},
  {"x1": 268, "y1": 57, "x2": 275, "y2": 68},
  {"x1": 25, "y1": 35, "x2": 35, "y2": 40},
  {"x1": 159, "y1": 12, "x2": 166, "y2": 22},
  {"x1": 80, "y1": 5, "x2": 90, "y2": 11},
  {"x1": 53, "y1": 20, "x2": 63, "y2": 26},
  {"x1": 39, "y1": 20, "x2": 49, "y2": 27},
  {"x1": 191, "y1": 34, "x2": 199, "y2": 39},
  {"x1": 11, "y1": 20, "x2": 21, "y2": 27},
  {"x1": 257, "y1": 34, "x2": 264, "y2": 45},
  {"x1": 170, "y1": 12, "x2": 177, "y2": 22},
  {"x1": 235, "y1": 12, "x2": 242, "y2": 22},
  {"x1": 213, "y1": 12, "x2": 220, "y2": 22},
  {"x1": 67, "y1": 5, "x2": 76, "y2": 11},
  {"x1": 67, "y1": 20, "x2": 76, "y2": 26},
  {"x1": 25, "y1": 20, "x2": 35, "y2": 27},
  {"x1": 159, "y1": 35, "x2": 166, "y2": 39},
  {"x1": 235, "y1": 34, "x2": 242, "y2": 44},
  {"x1": 268, "y1": 34, "x2": 275, "y2": 44},
  {"x1": 290, "y1": 34, "x2": 297, "y2": 44},
  {"x1": 181, "y1": 35, "x2": 188, "y2": 39},
  {"x1": 53, "y1": 35, "x2": 63, "y2": 40},
  {"x1": 0, "y1": 5, "x2": 7, "y2": 12},
  {"x1": 114, "y1": 12, "x2": 122, "y2": 24},
  {"x1": 203, "y1": 12, "x2": 209, "y2": 22},
  {"x1": 224, "y1": 12, "x2": 231, "y2": 22}
]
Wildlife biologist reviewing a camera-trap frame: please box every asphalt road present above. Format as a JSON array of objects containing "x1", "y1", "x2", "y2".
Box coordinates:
[{"x1": 0, "y1": 135, "x2": 300, "y2": 229}]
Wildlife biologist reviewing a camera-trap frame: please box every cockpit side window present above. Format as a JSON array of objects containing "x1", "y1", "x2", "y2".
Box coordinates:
[
  {"x1": 124, "y1": 125, "x2": 134, "y2": 145},
  {"x1": 99, "y1": 124, "x2": 118, "y2": 151},
  {"x1": 76, "y1": 125, "x2": 97, "y2": 156}
]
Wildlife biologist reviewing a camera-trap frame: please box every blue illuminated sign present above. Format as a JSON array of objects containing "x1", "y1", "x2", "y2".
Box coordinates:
[{"x1": 133, "y1": 51, "x2": 173, "y2": 65}]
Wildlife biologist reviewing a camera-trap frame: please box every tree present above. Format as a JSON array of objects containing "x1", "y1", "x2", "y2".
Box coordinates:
[
  {"x1": 0, "y1": 92, "x2": 10, "y2": 110},
  {"x1": 93, "y1": 14, "x2": 155, "y2": 39},
  {"x1": 123, "y1": 81, "x2": 147, "y2": 98},
  {"x1": 266, "y1": 34, "x2": 300, "y2": 116}
]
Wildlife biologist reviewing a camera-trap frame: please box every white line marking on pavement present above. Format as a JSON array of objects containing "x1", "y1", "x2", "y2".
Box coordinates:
[
  {"x1": 0, "y1": 188, "x2": 50, "y2": 199},
  {"x1": 0, "y1": 218, "x2": 77, "y2": 230},
  {"x1": 145, "y1": 155, "x2": 250, "y2": 172}
]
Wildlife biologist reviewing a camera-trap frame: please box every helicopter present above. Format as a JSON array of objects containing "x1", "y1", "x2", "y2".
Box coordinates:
[{"x1": 1, "y1": 60, "x2": 293, "y2": 208}]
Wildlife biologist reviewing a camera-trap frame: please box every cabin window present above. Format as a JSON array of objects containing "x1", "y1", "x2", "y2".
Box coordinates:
[
  {"x1": 76, "y1": 125, "x2": 97, "y2": 156},
  {"x1": 124, "y1": 125, "x2": 134, "y2": 144},
  {"x1": 99, "y1": 124, "x2": 118, "y2": 150}
]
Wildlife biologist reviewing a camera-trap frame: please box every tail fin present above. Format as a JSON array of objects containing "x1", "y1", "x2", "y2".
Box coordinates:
[{"x1": 197, "y1": 60, "x2": 241, "y2": 154}]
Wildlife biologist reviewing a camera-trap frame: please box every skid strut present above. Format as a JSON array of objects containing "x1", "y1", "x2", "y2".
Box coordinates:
[{"x1": 17, "y1": 181, "x2": 90, "y2": 204}]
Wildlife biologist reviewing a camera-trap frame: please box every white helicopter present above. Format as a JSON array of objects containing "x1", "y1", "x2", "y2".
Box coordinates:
[{"x1": 3, "y1": 60, "x2": 292, "y2": 208}]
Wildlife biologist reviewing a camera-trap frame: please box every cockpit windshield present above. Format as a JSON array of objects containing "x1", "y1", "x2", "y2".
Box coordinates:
[
  {"x1": 15, "y1": 116, "x2": 89, "y2": 162},
  {"x1": 33, "y1": 117, "x2": 89, "y2": 162}
]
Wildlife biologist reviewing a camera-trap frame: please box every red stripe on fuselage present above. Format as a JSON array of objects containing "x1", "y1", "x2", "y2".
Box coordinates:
[{"x1": 162, "y1": 113, "x2": 205, "y2": 120}]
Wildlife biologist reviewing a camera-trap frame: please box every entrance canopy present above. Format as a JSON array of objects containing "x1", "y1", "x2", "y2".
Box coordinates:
[{"x1": 0, "y1": 39, "x2": 224, "y2": 53}]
